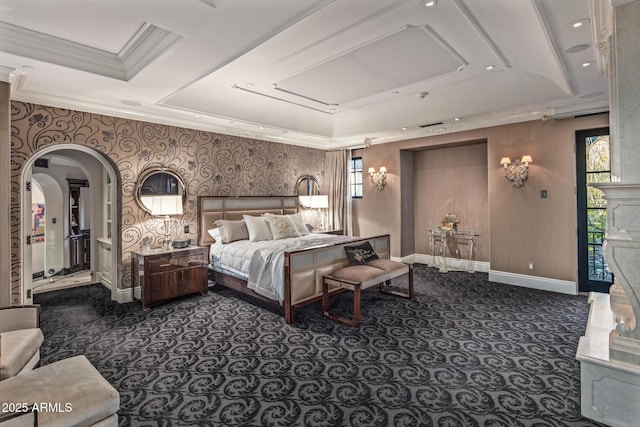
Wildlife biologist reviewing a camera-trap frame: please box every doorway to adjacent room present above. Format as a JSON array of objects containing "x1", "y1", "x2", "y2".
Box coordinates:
[{"x1": 576, "y1": 127, "x2": 613, "y2": 293}]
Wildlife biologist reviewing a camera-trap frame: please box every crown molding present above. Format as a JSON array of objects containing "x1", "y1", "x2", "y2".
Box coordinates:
[
  {"x1": 0, "y1": 65, "x2": 15, "y2": 83},
  {"x1": 0, "y1": 21, "x2": 180, "y2": 81},
  {"x1": 612, "y1": 0, "x2": 639, "y2": 7}
]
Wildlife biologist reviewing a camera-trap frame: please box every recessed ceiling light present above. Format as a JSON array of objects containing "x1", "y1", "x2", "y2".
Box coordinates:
[
  {"x1": 259, "y1": 126, "x2": 264, "y2": 129},
  {"x1": 329, "y1": 108, "x2": 336, "y2": 112},
  {"x1": 424, "y1": 0, "x2": 437, "y2": 7},
  {"x1": 565, "y1": 44, "x2": 590, "y2": 54},
  {"x1": 246, "y1": 83, "x2": 255, "y2": 88},
  {"x1": 120, "y1": 99, "x2": 141, "y2": 106},
  {"x1": 454, "y1": 117, "x2": 460, "y2": 121},
  {"x1": 402, "y1": 127, "x2": 408, "y2": 131},
  {"x1": 485, "y1": 65, "x2": 495, "y2": 71},
  {"x1": 582, "y1": 61, "x2": 595, "y2": 68},
  {"x1": 572, "y1": 19, "x2": 590, "y2": 29}
]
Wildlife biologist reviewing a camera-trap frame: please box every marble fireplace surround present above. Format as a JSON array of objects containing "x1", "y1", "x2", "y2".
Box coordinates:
[{"x1": 9, "y1": 101, "x2": 325, "y2": 304}]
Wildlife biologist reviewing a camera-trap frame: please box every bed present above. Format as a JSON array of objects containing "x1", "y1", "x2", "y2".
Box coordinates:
[{"x1": 197, "y1": 196, "x2": 391, "y2": 324}]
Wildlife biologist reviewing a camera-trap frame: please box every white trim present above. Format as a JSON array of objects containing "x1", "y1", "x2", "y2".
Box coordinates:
[
  {"x1": 392, "y1": 253, "x2": 490, "y2": 272},
  {"x1": 411, "y1": 253, "x2": 490, "y2": 273},
  {"x1": 0, "y1": 65, "x2": 15, "y2": 82},
  {"x1": 489, "y1": 270, "x2": 577, "y2": 295},
  {"x1": 0, "y1": 21, "x2": 180, "y2": 81},
  {"x1": 117, "y1": 286, "x2": 140, "y2": 304},
  {"x1": 612, "y1": 0, "x2": 639, "y2": 8}
]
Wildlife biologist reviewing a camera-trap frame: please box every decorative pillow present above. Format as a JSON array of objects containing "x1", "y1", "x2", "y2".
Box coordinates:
[
  {"x1": 344, "y1": 241, "x2": 379, "y2": 265},
  {"x1": 208, "y1": 228, "x2": 221, "y2": 242},
  {"x1": 265, "y1": 213, "x2": 301, "y2": 240},
  {"x1": 288, "y1": 213, "x2": 310, "y2": 236},
  {"x1": 243, "y1": 215, "x2": 273, "y2": 242},
  {"x1": 214, "y1": 219, "x2": 249, "y2": 244}
]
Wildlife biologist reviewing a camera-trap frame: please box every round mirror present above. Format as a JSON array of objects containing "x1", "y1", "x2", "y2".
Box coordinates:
[
  {"x1": 295, "y1": 175, "x2": 320, "y2": 209},
  {"x1": 135, "y1": 168, "x2": 186, "y2": 214}
]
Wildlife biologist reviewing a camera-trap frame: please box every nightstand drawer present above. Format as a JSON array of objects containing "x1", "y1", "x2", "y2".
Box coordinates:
[{"x1": 134, "y1": 246, "x2": 208, "y2": 310}]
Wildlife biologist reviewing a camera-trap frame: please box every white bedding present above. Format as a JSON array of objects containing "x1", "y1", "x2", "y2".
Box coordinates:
[{"x1": 209, "y1": 233, "x2": 338, "y2": 303}]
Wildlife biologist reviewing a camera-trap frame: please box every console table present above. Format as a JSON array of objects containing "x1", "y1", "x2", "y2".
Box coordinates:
[{"x1": 428, "y1": 228, "x2": 479, "y2": 272}]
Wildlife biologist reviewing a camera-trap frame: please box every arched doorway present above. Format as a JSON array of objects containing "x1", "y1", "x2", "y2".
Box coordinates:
[{"x1": 20, "y1": 144, "x2": 119, "y2": 304}]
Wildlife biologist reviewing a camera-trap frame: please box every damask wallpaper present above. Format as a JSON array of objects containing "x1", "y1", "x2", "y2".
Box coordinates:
[{"x1": 9, "y1": 101, "x2": 325, "y2": 303}]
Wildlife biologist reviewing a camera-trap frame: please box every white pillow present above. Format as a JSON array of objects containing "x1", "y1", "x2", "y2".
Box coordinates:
[
  {"x1": 265, "y1": 213, "x2": 301, "y2": 240},
  {"x1": 208, "y1": 228, "x2": 221, "y2": 242},
  {"x1": 214, "y1": 219, "x2": 249, "y2": 243},
  {"x1": 288, "y1": 213, "x2": 310, "y2": 236},
  {"x1": 243, "y1": 215, "x2": 273, "y2": 242}
]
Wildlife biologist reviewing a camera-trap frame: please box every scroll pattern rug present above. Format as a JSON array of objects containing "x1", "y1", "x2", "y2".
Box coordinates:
[{"x1": 35, "y1": 265, "x2": 604, "y2": 426}]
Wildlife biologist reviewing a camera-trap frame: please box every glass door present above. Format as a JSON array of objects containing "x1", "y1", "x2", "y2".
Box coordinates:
[{"x1": 576, "y1": 127, "x2": 612, "y2": 293}]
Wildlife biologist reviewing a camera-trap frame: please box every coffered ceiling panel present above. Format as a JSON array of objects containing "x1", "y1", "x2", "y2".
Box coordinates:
[{"x1": 274, "y1": 25, "x2": 466, "y2": 106}]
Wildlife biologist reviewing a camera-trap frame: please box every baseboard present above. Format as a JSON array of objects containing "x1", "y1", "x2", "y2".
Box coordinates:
[
  {"x1": 404, "y1": 253, "x2": 490, "y2": 273},
  {"x1": 116, "y1": 286, "x2": 140, "y2": 303},
  {"x1": 489, "y1": 270, "x2": 577, "y2": 295}
]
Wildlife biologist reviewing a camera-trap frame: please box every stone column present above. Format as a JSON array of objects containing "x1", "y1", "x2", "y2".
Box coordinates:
[{"x1": 595, "y1": 0, "x2": 640, "y2": 364}]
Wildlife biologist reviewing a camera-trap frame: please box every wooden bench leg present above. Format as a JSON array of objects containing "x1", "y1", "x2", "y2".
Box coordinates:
[
  {"x1": 353, "y1": 283, "x2": 361, "y2": 328},
  {"x1": 379, "y1": 264, "x2": 414, "y2": 299},
  {"x1": 322, "y1": 277, "x2": 362, "y2": 327}
]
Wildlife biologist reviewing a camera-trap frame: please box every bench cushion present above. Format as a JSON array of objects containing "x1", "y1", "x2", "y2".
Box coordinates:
[
  {"x1": 330, "y1": 265, "x2": 386, "y2": 283},
  {"x1": 0, "y1": 355, "x2": 119, "y2": 427},
  {"x1": 0, "y1": 328, "x2": 44, "y2": 380},
  {"x1": 366, "y1": 259, "x2": 409, "y2": 274},
  {"x1": 328, "y1": 261, "x2": 409, "y2": 291}
]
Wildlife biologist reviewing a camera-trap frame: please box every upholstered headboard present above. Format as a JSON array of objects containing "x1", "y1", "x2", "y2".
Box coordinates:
[{"x1": 198, "y1": 196, "x2": 299, "y2": 246}]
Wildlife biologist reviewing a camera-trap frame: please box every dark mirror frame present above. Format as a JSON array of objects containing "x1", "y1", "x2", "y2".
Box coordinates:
[
  {"x1": 134, "y1": 167, "x2": 186, "y2": 214},
  {"x1": 294, "y1": 175, "x2": 320, "y2": 209}
]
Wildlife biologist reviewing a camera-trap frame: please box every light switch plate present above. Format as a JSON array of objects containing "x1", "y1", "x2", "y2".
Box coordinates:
[{"x1": 541, "y1": 190, "x2": 548, "y2": 198}]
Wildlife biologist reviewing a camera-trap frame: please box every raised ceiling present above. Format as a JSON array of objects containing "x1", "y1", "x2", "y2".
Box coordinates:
[{"x1": 0, "y1": 0, "x2": 609, "y2": 149}]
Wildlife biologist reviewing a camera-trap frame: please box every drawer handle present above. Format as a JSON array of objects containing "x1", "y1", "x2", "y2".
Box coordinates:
[{"x1": 159, "y1": 263, "x2": 172, "y2": 268}]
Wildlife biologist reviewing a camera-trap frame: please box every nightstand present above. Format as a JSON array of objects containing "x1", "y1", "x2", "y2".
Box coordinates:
[{"x1": 133, "y1": 246, "x2": 208, "y2": 310}]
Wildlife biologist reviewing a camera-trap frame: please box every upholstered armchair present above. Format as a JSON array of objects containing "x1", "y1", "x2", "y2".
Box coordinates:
[{"x1": 0, "y1": 305, "x2": 44, "y2": 380}]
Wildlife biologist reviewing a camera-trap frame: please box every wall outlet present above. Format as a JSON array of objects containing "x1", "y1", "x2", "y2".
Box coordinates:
[
  {"x1": 528, "y1": 262, "x2": 534, "y2": 270},
  {"x1": 184, "y1": 225, "x2": 189, "y2": 234}
]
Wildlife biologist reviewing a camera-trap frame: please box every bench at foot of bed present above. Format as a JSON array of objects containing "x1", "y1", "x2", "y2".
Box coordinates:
[{"x1": 321, "y1": 260, "x2": 413, "y2": 327}]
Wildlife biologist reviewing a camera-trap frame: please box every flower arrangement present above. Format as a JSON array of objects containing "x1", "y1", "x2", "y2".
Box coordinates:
[{"x1": 439, "y1": 211, "x2": 460, "y2": 231}]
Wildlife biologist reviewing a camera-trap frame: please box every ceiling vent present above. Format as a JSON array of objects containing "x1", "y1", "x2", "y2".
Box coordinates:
[{"x1": 419, "y1": 122, "x2": 443, "y2": 128}]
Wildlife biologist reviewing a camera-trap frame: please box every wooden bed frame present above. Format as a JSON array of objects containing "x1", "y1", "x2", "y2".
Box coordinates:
[{"x1": 197, "y1": 196, "x2": 391, "y2": 324}]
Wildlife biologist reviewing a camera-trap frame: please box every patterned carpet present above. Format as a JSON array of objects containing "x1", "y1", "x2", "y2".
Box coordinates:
[{"x1": 34, "y1": 264, "x2": 603, "y2": 426}]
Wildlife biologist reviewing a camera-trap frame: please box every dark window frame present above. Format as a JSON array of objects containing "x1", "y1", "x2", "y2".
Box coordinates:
[{"x1": 350, "y1": 156, "x2": 363, "y2": 199}]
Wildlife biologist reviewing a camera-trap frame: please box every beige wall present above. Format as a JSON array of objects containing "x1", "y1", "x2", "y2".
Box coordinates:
[
  {"x1": 413, "y1": 143, "x2": 489, "y2": 262},
  {"x1": 353, "y1": 113, "x2": 609, "y2": 282},
  {"x1": 7, "y1": 101, "x2": 325, "y2": 304}
]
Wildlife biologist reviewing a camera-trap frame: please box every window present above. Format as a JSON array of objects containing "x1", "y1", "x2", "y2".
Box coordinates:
[{"x1": 350, "y1": 157, "x2": 363, "y2": 198}]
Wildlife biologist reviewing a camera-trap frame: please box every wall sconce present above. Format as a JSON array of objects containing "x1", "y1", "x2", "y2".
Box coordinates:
[
  {"x1": 368, "y1": 166, "x2": 387, "y2": 190},
  {"x1": 500, "y1": 155, "x2": 532, "y2": 188}
]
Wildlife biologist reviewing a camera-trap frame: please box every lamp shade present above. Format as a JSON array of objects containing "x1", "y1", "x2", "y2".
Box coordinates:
[
  {"x1": 368, "y1": 167, "x2": 376, "y2": 174},
  {"x1": 520, "y1": 155, "x2": 533, "y2": 164},
  {"x1": 149, "y1": 195, "x2": 183, "y2": 216},
  {"x1": 308, "y1": 195, "x2": 329, "y2": 209},
  {"x1": 500, "y1": 157, "x2": 512, "y2": 166},
  {"x1": 379, "y1": 166, "x2": 387, "y2": 174}
]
